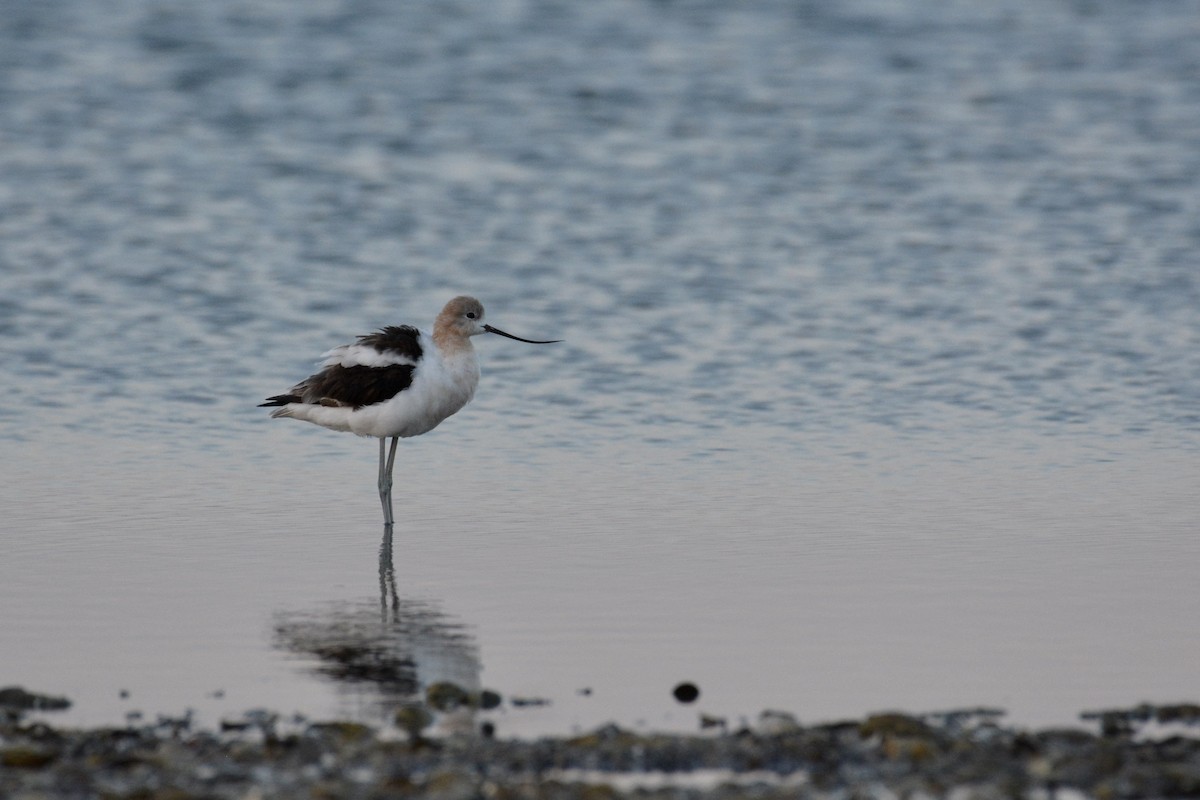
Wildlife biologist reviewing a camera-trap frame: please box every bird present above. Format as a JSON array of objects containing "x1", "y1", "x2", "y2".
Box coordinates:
[{"x1": 259, "y1": 296, "x2": 560, "y2": 527}]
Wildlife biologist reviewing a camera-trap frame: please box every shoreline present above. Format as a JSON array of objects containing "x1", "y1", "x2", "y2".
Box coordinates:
[{"x1": 4, "y1": 693, "x2": 1199, "y2": 799}]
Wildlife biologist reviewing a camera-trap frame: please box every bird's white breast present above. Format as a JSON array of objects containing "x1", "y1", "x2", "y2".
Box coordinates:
[{"x1": 347, "y1": 336, "x2": 480, "y2": 439}]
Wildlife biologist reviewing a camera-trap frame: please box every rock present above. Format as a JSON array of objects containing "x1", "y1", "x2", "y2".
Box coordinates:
[
  {"x1": 426, "y1": 682, "x2": 472, "y2": 712},
  {"x1": 1155, "y1": 703, "x2": 1200, "y2": 725},
  {"x1": 308, "y1": 721, "x2": 373, "y2": 742},
  {"x1": 860, "y1": 712, "x2": 939, "y2": 740},
  {"x1": 758, "y1": 710, "x2": 801, "y2": 735},
  {"x1": 1, "y1": 746, "x2": 59, "y2": 769},
  {"x1": 0, "y1": 687, "x2": 71, "y2": 714},
  {"x1": 479, "y1": 689, "x2": 503, "y2": 710},
  {"x1": 673, "y1": 682, "x2": 700, "y2": 704},
  {"x1": 394, "y1": 704, "x2": 434, "y2": 740},
  {"x1": 421, "y1": 768, "x2": 478, "y2": 800}
]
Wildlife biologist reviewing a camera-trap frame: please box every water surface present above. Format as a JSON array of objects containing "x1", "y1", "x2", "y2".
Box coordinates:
[{"x1": 2, "y1": 0, "x2": 1198, "y2": 736}]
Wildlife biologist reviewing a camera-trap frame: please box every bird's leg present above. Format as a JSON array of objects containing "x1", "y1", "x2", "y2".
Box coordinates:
[
  {"x1": 377, "y1": 437, "x2": 389, "y2": 525},
  {"x1": 378, "y1": 437, "x2": 398, "y2": 527},
  {"x1": 379, "y1": 524, "x2": 396, "y2": 622},
  {"x1": 385, "y1": 436, "x2": 399, "y2": 524}
]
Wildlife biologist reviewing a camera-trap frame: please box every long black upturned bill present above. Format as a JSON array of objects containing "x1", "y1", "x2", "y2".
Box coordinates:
[{"x1": 484, "y1": 324, "x2": 562, "y2": 344}]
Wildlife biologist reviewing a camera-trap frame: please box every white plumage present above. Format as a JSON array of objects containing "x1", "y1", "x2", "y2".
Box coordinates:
[
  {"x1": 273, "y1": 330, "x2": 478, "y2": 438},
  {"x1": 260, "y1": 296, "x2": 560, "y2": 526}
]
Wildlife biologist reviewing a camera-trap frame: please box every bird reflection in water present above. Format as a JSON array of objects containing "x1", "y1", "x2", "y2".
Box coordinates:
[{"x1": 272, "y1": 526, "x2": 482, "y2": 734}]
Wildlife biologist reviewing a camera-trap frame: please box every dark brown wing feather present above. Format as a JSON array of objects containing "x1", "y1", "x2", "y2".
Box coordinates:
[
  {"x1": 291, "y1": 363, "x2": 416, "y2": 409},
  {"x1": 357, "y1": 325, "x2": 423, "y2": 360},
  {"x1": 259, "y1": 394, "x2": 301, "y2": 407},
  {"x1": 259, "y1": 325, "x2": 424, "y2": 409}
]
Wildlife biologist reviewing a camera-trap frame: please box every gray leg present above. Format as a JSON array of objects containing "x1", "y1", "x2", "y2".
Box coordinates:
[
  {"x1": 378, "y1": 437, "x2": 398, "y2": 527},
  {"x1": 379, "y1": 525, "x2": 396, "y2": 621}
]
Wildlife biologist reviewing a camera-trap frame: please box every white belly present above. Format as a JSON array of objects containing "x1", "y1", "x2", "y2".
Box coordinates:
[
  {"x1": 281, "y1": 347, "x2": 481, "y2": 439},
  {"x1": 349, "y1": 371, "x2": 478, "y2": 438}
]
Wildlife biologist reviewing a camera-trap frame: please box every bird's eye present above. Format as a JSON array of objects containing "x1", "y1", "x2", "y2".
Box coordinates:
[{"x1": 466, "y1": 312, "x2": 477, "y2": 319}]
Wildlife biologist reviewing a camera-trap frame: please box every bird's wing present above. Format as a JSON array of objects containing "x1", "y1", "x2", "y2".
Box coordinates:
[
  {"x1": 261, "y1": 326, "x2": 424, "y2": 409},
  {"x1": 291, "y1": 363, "x2": 417, "y2": 409},
  {"x1": 319, "y1": 325, "x2": 424, "y2": 369}
]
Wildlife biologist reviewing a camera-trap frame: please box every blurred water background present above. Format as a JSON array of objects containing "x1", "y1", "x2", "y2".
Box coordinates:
[{"x1": 2, "y1": 0, "x2": 1198, "y2": 736}]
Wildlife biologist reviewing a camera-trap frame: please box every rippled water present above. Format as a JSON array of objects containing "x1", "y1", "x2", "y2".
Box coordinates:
[{"x1": 2, "y1": 0, "x2": 1199, "y2": 736}]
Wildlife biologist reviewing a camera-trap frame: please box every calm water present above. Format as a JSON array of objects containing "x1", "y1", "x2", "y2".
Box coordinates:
[{"x1": 2, "y1": 0, "x2": 1199, "y2": 736}]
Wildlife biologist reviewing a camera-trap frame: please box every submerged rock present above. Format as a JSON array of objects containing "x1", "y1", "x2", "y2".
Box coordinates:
[
  {"x1": 426, "y1": 681, "x2": 473, "y2": 712},
  {"x1": 0, "y1": 686, "x2": 72, "y2": 715}
]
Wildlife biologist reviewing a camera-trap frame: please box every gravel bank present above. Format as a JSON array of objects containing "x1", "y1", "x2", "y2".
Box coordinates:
[{"x1": 4, "y1": 693, "x2": 1200, "y2": 799}]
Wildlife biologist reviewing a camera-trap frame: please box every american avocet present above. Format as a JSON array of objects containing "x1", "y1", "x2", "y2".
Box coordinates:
[{"x1": 260, "y1": 296, "x2": 560, "y2": 527}]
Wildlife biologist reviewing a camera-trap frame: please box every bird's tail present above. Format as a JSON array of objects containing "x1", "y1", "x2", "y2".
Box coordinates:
[{"x1": 259, "y1": 394, "x2": 300, "y2": 418}]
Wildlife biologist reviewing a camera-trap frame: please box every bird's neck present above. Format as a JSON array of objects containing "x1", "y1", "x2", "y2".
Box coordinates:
[{"x1": 432, "y1": 329, "x2": 475, "y2": 358}]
